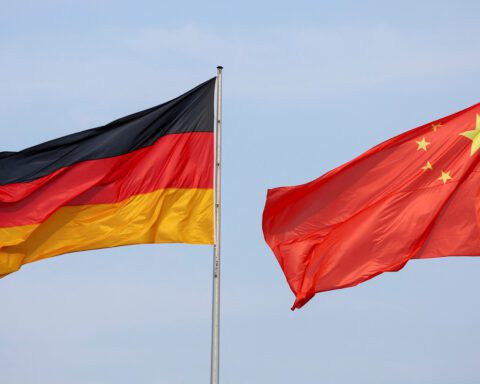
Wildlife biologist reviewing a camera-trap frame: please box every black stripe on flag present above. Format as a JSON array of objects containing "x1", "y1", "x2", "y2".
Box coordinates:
[{"x1": 0, "y1": 78, "x2": 215, "y2": 185}]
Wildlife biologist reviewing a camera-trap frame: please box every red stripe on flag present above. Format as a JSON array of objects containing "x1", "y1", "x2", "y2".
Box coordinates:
[{"x1": 0, "y1": 132, "x2": 213, "y2": 228}]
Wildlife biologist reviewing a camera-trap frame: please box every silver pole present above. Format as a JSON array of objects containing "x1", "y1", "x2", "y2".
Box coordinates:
[{"x1": 211, "y1": 66, "x2": 223, "y2": 384}]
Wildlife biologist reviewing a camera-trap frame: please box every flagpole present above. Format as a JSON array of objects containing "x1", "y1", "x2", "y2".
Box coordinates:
[{"x1": 211, "y1": 66, "x2": 223, "y2": 384}]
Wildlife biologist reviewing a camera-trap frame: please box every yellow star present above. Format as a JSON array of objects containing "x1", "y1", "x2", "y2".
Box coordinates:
[
  {"x1": 416, "y1": 137, "x2": 430, "y2": 151},
  {"x1": 422, "y1": 161, "x2": 433, "y2": 171},
  {"x1": 460, "y1": 114, "x2": 480, "y2": 156},
  {"x1": 438, "y1": 170, "x2": 452, "y2": 184},
  {"x1": 432, "y1": 123, "x2": 442, "y2": 132}
]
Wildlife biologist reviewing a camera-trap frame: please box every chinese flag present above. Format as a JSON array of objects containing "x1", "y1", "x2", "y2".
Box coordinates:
[{"x1": 263, "y1": 103, "x2": 480, "y2": 309}]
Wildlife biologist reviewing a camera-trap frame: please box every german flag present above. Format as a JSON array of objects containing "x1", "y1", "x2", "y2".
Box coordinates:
[{"x1": 0, "y1": 78, "x2": 216, "y2": 277}]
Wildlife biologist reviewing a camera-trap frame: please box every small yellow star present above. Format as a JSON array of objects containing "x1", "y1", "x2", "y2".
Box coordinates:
[
  {"x1": 460, "y1": 114, "x2": 480, "y2": 156},
  {"x1": 432, "y1": 123, "x2": 442, "y2": 132},
  {"x1": 422, "y1": 161, "x2": 433, "y2": 171},
  {"x1": 438, "y1": 170, "x2": 452, "y2": 184},
  {"x1": 416, "y1": 137, "x2": 430, "y2": 151}
]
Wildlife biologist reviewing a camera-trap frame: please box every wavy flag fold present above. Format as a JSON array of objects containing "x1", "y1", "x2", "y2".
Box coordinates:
[
  {"x1": 263, "y1": 103, "x2": 480, "y2": 309},
  {"x1": 0, "y1": 78, "x2": 216, "y2": 276}
]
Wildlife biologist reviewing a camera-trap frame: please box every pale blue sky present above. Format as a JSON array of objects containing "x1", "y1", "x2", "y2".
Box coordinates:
[{"x1": 1, "y1": 1, "x2": 480, "y2": 383}]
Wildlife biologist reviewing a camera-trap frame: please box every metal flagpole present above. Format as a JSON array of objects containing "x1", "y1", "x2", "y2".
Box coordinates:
[{"x1": 211, "y1": 66, "x2": 223, "y2": 384}]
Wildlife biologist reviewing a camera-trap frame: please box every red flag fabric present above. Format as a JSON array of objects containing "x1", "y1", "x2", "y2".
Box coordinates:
[{"x1": 262, "y1": 103, "x2": 480, "y2": 310}]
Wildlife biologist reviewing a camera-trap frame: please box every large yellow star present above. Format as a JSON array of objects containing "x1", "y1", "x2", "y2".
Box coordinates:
[
  {"x1": 460, "y1": 114, "x2": 480, "y2": 156},
  {"x1": 438, "y1": 170, "x2": 452, "y2": 184},
  {"x1": 416, "y1": 137, "x2": 430, "y2": 151}
]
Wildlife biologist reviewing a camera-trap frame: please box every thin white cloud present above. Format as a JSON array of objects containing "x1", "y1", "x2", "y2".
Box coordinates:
[
  {"x1": 1, "y1": 23, "x2": 478, "y2": 111},
  {"x1": 124, "y1": 24, "x2": 480, "y2": 100}
]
